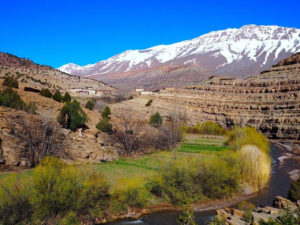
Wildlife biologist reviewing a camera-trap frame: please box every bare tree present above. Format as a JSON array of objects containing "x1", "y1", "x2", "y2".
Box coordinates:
[
  {"x1": 113, "y1": 110, "x2": 145, "y2": 155},
  {"x1": 156, "y1": 117, "x2": 183, "y2": 149},
  {"x1": 10, "y1": 114, "x2": 64, "y2": 167}
]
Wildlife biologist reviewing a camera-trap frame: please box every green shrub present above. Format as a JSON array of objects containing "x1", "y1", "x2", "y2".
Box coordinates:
[
  {"x1": 237, "y1": 201, "x2": 255, "y2": 223},
  {"x1": 2, "y1": 76, "x2": 19, "y2": 88},
  {"x1": 178, "y1": 205, "x2": 197, "y2": 225},
  {"x1": 25, "y1": 102, "x2": 38, "y2": 114},
  {"x1": 194, "y1": 158, "x2": 238, "y2": 199},
  {"x1": 288, "y1": 177, "x2": 300, "y2": 202},
  {"x1": 0, "y1": 87, "x2": 25, "y2": 109},
  {"x1": 148, "y1": 157, "x2": 239, "y2": 205},
  {"x1": 59, "y1": 211, "x2": 79, "y2": 225},
  {"x1": 96, "y1": 118, "x2": 112, "y2": 133},
  {"x1": 148, "y1": 164, "x2": 202, "y2": 206},
  {"x1": 53, "y1": 90, "x2": 63, "y2": 102},
  {"x1": 237, "y1": 201, "x2": 256, "y2": 211},
  {"x1": 31, "y1": 157, "x2": 110, "y2": 221},
  {"x1": 112, "y1": 178, "x2": 149, "y2": 212},
  {"x1": 149, "y1": 112, "x2": 163, "y2": 128},
  {"x1": 195, "y1": 121, "x2": 225, "y2": 135},
  {"x1": 85, "y1": 100, "x2": 94, "y2": 110},
  {"x1": 145, "y1": 99, "x2": 153, "y2": 107},
  {"x1": 225, "y1": 126, "x2": 270, "y2": 152},
  {"x1": 101, "y1": 106, "x2": 111, "y2": 119},
  {"x1": 0, "y1": 174, "x2": 33, "y2": 225},
  {"x1": 57, "y1": 100, "x2": 88, "y2": 131},
  {"x1": 63, "y1": 92, "x2": 72, "y2": 102},
  {"x1": 39, "y1": 88, "x2": 52, "y2": 98},
  {"x1": 210, "y1": 217, "x2": 226, "y2": 225},
  {"x1": 243, "y1": 210, "x2": 253, "y2": 223}
]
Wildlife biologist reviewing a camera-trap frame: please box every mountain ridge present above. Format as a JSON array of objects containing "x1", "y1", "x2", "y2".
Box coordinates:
[{"x1": 58, "y1": 25, "x2": 300, "y2": 90}]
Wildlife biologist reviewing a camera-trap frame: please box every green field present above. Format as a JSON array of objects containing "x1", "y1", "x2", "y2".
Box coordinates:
[
  {"x1": 0, "y1": 135, "x2": 229, "y2": 185},
  {"x1": 96, "y1": 135, "x2": 228, "y2": 185}
]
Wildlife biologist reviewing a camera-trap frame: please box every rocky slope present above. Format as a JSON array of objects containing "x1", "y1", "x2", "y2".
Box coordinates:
[
  {"x1": 110, "y1": 53, "x2": 300, "y2": 141},
  {"x1": 59, "y1": 25, "x2": 300, "y2": 90},
  {"x1": 0, "y1": 52, "x2": 114, "y2": 92},
  {"x1": 215, "y1": 196, "x2": 299, "y2": 225},
  {"x1": 0, "y1": 83, "x2": 119, "y2": 170}
]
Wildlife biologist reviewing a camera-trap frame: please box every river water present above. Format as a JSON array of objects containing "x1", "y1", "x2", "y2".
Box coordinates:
[{"x1": 109, "y1": 144, "x2": 296, "y2": 225}]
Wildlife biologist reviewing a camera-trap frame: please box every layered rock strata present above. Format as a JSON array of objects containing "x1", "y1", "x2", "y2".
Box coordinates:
[{"x1": 111, "y1": 56, "x2": 300, "y2": 141}]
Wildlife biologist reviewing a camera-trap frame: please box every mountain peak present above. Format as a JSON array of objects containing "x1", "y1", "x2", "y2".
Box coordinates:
[{"x1": 58, "y1": 25, "x2": 300, "y2": 85}]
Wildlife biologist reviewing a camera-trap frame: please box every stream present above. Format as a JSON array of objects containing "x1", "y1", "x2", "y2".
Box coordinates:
[{"x1": 109, "y1": 143, "x2": 298, "y2": 225}]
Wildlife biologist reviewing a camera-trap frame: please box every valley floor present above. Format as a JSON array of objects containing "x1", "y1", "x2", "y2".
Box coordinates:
[
  {"x1": 96, "y1": 134, "x2": 228, "y2": 185},
  {"x1": 0, "y1": 134, "x2": 228, "y2": 184}
]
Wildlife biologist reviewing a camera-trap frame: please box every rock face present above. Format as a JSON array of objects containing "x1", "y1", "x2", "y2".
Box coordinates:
[
  {"x1": 58, "y1": 25, "x2": 300, "y2": 90},
  {"x1": 111, "y1": 54, "x2": 300, "y2": 141},
  {"x1": 215, "y1": 196, "x2": 299, "y2": 225}
]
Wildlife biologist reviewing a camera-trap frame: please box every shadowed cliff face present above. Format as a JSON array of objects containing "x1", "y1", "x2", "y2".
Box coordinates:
[{"x1": 111, "y1": 54, "x2": 300, "y2": 141}]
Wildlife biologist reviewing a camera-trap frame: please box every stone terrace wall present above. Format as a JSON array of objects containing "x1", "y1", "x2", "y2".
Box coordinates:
[{"x1": 111, "y1": 63, "x2": 300, "y2": 141}]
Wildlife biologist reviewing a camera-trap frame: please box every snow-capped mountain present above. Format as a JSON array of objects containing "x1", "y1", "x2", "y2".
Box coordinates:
[{"x1": 59, "y1": 25, "x2": 300, "y2": 87}]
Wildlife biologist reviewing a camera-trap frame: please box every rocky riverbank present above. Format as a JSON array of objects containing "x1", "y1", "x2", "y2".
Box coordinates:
[{"x1": 215, "y1": 196, "x2": 299, "y2": 225}]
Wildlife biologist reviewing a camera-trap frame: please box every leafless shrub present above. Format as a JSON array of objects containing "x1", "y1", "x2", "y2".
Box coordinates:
[
  {"x1": 112, "y1": 111, "x2": 145, "y2": 155},
  {"x1": 10, "y1": 114, "x2": 65, "y2": 167},
  {"x1": 93, "y1": 100, "x2": 107, "y2": 113}
]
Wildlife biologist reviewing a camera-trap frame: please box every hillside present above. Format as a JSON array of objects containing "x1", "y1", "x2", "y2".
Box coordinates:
[
  {"x1": 0, "y1": 82, "x2": 119, "y2": 170},
  {"x1": 0, "y1": 52, "x2": 114, "y2": 92},
  {"x1": 110, "y1": 53, "x2": 300, "y2": 141},
  {"x1": 59, "y1": 25, "x2": 300, "y2": 90}
]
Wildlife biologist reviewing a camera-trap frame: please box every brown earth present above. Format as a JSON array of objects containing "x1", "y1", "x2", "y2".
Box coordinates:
[
  {"x1": 0, "y1": 52, "x2": 116, "y2": 92},
  {"x1": 0, "y1": 83, "x2": 119, "y2": 169}
]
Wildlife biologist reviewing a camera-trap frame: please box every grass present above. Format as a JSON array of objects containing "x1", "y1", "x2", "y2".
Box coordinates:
[
  {"x1": 96, "y1": 134, "x2": 228, "y2": 185},
  {"x1": 0, "y1": 135, "x2": 229, "y2": 186}
]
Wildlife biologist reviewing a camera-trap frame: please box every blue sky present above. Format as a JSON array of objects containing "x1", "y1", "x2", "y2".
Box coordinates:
[{"x1": 0, "y1": 0, "x2": 299, "y2": 68}]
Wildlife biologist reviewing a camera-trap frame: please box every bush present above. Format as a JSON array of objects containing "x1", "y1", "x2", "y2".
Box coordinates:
[
  {"x1": 111, "y1": 177, "x2": 149, "y2": 212},
  {"x1": 155, "y1": 121, "x2": 183, "y2": 149},
  {"x1": 101, "y1": 106, "x2": 111, "y2": 119},
  {"x1": 31, "y1": 157, "x2": 110, "y2": 221},
  {"x1": 148, "y1": 156, "x2": 239, "y2": 205},
  {"x1": 145, "y1": 99, "x2": 153, "y2": 107},
  {"x1": 57, "y1": 100, "x2": 88, "y2": 131},
  {"x1": 0, "y1": 174, "x2": 33, "y2": 225},
  {"x1": 195, "y1": 121, "x2": 225, "y2": 135},
  {"x1": 237, "y1": 145, "x2": 271, "y2": 191},
  {"x1": 53, "y1": 90, "x2": 63, "y2": 102},
  {"x1": 96, "y1": 118, "x2": 112, "y2": 133},
  {"x1": 237, "y1": 201, "x2": 255, "y2": 223},
  {"x1": 237, "y1": 201, "x2": 256, "y2": 211},
  {"x1": 63, "y1": 92, "x2": 71, "y2": 102},
  {"x1": 148, "y1": 165, "x2": 202, "y2": 205},
  {"x1": 0, "y1": 87, "x2": 25, "y2": 110},
  {"x1": 25, "y1": 102, "x2": 38, "y2": 114},
  {"x1": 39, "y1": 88, "x2": 52, "y2": 98},
  {"x1": 2, "y1": 76, "x2": 18, "y2": 88},
  {"x1": 85, "y1": 100, "x2": 94, "y2": 110},
  {"x1": 288, "y1": 177, "x2": 300, "y2": 202},
  {"x1": 194, "y1": 158, "x2": 238, "y2": 199},
  {"x1": 149, "y1": 112, "x2": 163, "y2": 128},
  {"x1": 225, "y1": 126, "x2": 270, "y2": 152}
]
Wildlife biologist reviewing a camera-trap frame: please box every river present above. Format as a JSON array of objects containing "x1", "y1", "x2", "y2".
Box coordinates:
[{"x1": 109, "y1": 143, "x2": 297, "y2": 225}]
